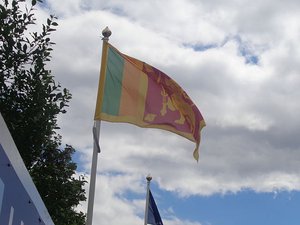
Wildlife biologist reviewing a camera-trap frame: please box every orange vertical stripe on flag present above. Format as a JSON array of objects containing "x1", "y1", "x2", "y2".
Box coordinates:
[{"x1": 120, "y1": 61, "x2": 142, "y2": 118}]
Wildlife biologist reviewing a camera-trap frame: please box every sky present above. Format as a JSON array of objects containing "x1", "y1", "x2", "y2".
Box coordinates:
[{"x1": 30, "y1": 0, "x2": 300, "y2": 224}]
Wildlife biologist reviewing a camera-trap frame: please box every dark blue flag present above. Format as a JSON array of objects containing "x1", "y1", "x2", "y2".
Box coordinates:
[{"x1": 147, "y1": 190, "x2": 163, "y2": 225}]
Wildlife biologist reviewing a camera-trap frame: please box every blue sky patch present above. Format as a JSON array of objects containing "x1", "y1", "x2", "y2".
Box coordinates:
[{"x1": 184, "y1": 43, "x2": 218, "y2": 52}]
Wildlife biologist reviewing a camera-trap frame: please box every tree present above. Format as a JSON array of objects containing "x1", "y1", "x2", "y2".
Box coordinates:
[{"x1": 0, "y1": 0, "x2": 86, "y2": 224}]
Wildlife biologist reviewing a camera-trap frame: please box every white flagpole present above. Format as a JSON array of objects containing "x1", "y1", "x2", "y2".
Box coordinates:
[
  {"x1": 86, "y1": 27, "x2": 112, "y2": 225},
  {"x1": 144, "y1": 175, "x2": 152, "y2": 225}
]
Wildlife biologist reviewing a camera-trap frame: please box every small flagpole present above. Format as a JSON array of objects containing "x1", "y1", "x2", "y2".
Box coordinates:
[
  {"x1": 86, "y1": 27, "x2": 112, "y2": 225},
  {"x1": 144, "y1": 175, "x2": 152, "y2": 225}
]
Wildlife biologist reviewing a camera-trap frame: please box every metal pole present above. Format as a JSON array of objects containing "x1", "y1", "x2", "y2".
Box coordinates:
[
  {"x1": 86, "y1": 121, "x2": 100, "y2": 225},
  {"x1": 144, "y1": 175, "x2": 152, "y2": 225},
  {"x1": 86, "y1": 27, "x2": 112, "y2": 225}
]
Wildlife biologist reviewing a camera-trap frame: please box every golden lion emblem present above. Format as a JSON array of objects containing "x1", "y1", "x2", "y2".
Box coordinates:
[
  {"x1": 143, "y1": 63, "x2": 196, "y2": 133},
  {"x1": 160, "y1": 78, "x2": 196, "y2": 133}
]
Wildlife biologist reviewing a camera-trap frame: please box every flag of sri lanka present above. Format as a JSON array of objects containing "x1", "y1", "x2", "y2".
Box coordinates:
[{"x1": 94, "y1": 42, "x2": 205, "y2": 161}]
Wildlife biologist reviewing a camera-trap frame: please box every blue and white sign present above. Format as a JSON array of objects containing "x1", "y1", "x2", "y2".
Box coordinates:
[{"x1": 0, "y1": 114, "x2": 54, "y2": 225}]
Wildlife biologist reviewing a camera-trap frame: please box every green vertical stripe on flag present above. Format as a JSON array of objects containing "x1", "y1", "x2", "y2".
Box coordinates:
[{"x1": 102, "y1": 47, "x2": 125, "y2": 115}]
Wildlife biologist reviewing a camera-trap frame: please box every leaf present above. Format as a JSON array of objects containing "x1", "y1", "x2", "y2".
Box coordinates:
[
  {"x1": 23, "y1": 44, "x2": 27, "y2": 52},
  {"x1": 60, "y1": 102, "x2": 64, "y2": 109},
  {"x1": 47, "y1": 28, "x2": 56, "y2": 32}
]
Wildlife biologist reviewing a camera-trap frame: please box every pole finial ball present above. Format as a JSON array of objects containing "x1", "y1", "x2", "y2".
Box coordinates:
[
  {"x1": 102, "y1": 26, "x2": 112, "y2": 39},
  {"x1": 146, "y1": 174, "x2": 152, "y2": 181}
]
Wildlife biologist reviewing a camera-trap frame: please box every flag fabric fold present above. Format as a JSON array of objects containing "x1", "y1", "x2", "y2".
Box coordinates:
[
  {"x1": 94, "y1": 42, "x2": 205, "y2": 160},
  {"x1": 147, "y1": 190, "x2": 163, "y2": 225}
]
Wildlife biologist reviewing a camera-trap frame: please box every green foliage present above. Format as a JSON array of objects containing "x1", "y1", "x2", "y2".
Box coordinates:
[
  {"x1": 31, "y1": 145, "x2": 86, "y2": 225},
  {"x1": 0, "y1": 0, "x2": 86, "y2": 224}
]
